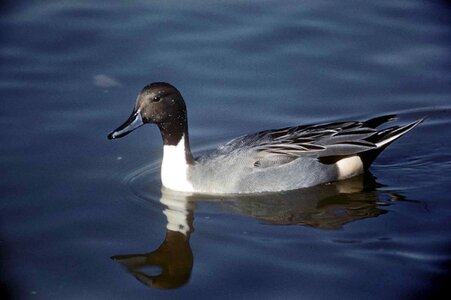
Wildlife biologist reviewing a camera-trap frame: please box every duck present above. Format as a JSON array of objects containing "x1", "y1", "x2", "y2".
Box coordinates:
[{"x1": 108, "y1": 82, "x2": 423, "y2": 194}]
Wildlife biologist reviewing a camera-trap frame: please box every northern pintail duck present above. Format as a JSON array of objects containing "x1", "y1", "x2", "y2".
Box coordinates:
[{"x1": 108, "y1": 82, "x2": 423, "y2": 194}]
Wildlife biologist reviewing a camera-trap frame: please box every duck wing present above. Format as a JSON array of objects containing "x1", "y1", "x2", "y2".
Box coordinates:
[{"x1": 218, "y1": 115, "x2": 423, "y2": 169}]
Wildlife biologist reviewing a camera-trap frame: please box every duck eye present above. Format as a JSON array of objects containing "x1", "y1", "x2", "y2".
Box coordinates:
[{"x1": 152, "y1": 96, "x2": 161, "y2": 102}]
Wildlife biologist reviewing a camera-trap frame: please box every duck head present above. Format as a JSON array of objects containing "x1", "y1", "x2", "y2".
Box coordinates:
[{"x1": 108, "y1": 82, "x2": 188, "y2": 145}]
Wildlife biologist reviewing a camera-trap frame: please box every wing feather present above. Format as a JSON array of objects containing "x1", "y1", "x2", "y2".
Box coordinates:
[{"x1": 215, "y1": 115, "x2": 398, "y2": 168}]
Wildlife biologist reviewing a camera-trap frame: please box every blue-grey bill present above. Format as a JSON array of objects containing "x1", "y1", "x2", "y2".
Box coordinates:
[{"x1": 107, "y1": 110, "x2": 143, "y2": 139}]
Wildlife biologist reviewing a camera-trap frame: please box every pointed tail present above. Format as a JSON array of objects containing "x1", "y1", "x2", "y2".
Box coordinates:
[
  {"x1": 359, "y1": 117, "x2": 424, "y2": 169},
  {"x1": 374, "y1": 118, "x2": 425, "y2": 148}
]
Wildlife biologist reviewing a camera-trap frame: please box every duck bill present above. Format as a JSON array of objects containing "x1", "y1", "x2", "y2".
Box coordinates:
[{"x1": 108, "y1": 110, "x2": 144, "y2": 140}]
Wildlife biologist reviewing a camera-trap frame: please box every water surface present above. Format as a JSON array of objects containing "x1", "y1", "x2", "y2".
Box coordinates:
[{"x1": 1, "y1": 1, "x2": 451, "y2": 299}]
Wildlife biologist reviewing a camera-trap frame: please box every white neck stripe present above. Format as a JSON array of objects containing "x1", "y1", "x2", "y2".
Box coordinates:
[{"x1": 161, "y1": 135, "x2": 194, "y2": 192}]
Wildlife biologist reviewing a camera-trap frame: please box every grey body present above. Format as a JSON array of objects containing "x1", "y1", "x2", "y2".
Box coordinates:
[
  {"x1": 189, "y1": 141, "x2": 336, "y2": 194},
  {"x1": 108, "y1": 82, "x2": 424, "y2": 195}
]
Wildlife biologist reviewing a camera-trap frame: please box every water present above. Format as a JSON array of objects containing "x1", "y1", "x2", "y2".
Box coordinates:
[{"x1": 1, "y1": 1, "x2": 451, "y2": 299}]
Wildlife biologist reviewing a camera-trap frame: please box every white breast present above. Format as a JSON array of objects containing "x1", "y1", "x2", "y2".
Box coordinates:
[{"x1": 161, "y1": 136, "x2": 195, "y2": 192}]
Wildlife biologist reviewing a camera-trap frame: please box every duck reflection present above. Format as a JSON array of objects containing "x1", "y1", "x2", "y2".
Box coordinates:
[
  {"x1": 221, "y1": 174, "x2": 402, "y2": 229},
  {"x1": 112, "y1": 173, "x2": 403, "y2": 289},
  {"x1": 112, "y1": 192, "x2": 195, "y2": 289}
]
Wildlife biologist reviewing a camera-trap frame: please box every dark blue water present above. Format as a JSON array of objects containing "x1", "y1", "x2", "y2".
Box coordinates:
[{"x1": 1, "y1": 1, "x2": 451, "y2": 299}]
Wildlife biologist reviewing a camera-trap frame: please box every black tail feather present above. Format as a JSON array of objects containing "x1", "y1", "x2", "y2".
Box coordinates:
[
  {"x1": 360, "y1": 118, "x2": 424, "y2": 168},
  {"x1": 318, "y1": 117, "x2": 424, "y2": 169}
]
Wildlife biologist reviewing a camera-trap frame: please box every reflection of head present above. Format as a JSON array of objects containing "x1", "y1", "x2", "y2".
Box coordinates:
[
  {"x1": 112, "y1": 229, "x2": 193, "y2": 289},
  {"x1": 112, "y1": 190, "x2": 195, "y2": 289}
]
